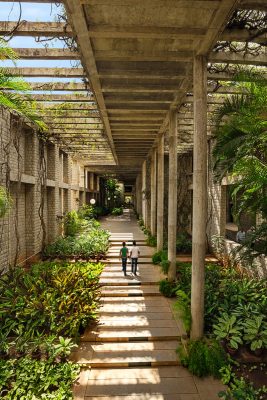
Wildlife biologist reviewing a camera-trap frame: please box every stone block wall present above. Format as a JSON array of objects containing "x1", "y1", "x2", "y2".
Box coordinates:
[{"x1": 0, "y1": 107, "x2": 100, "y2": 270}]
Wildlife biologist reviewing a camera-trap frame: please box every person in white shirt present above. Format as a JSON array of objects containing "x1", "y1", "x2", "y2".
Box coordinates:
[
  {"x1": 236, "y1": 228, "x2": 246, "y2": 243},
  {"x1": 129, "y1": 240, "x2": 140, "y2": 275}
]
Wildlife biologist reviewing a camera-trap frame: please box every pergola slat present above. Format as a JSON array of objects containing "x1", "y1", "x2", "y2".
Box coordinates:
[
  {"x1": 13, "y1": 47, "x2": 79, "y2": 60},
  {"x1": 0, "y1": 21, "x2": 72, "y2": 37}
]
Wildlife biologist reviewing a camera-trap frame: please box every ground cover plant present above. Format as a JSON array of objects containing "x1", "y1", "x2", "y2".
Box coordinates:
[
  {"x1": 111, "y1": 206, "x2": 123, "y2": 216},
  {"x1": 0, "y1": 261, "x2": 103, "y2": 350},
  {"x1": 44, "y1": 230, "x2": 109, "y2": 260},
  {"x1": 158, "y1": 261, "x2": 267, "y2": 396},
  {"x1": 0, "y1": 357, "x2": 80, "y2": 400}
]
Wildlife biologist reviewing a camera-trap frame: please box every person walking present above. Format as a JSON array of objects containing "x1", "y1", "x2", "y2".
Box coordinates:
[
  {"x1": 129, "y1": 240, "x2": 140, "y2": 276},
  {"x1": 236, "y1": 228, "x2": 246, "y2": 243},
  {"x1": 119, "y1": 241, "x2": 129, "y2": 276}
]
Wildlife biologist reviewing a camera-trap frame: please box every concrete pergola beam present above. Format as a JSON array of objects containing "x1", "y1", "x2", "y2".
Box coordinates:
[
  {"x1": 13, "y1": 47, "x2": 79, "y2": 60},
  {"x1": 6, "y1": 67, "x2": 85, "y2": 78},
  {"x1": 0, "y1": 21, "x2": 72, "y2": 37}
]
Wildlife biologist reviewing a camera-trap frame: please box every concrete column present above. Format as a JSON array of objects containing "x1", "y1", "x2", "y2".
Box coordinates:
[
  {"x1": 191, "y1": 55, "x2": 208, "y2": 340},
  {"x1": 142, "y1": 161, "x2": 147, "y2": 225},
  {"x1": 167, "y1": 109, "x2": 178, "y2": 281},
  {"x1": 150, "y1": 149, "x2": 157, "y2": 236},
  {"x1": 157, "y1": 134, "x2": 164, "y2": 251}
]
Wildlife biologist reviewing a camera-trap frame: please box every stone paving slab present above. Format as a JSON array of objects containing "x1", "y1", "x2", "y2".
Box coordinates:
[
  {"x1": 101, "y1": 286, "x2": 161, "y2": 297},
  {"x1": 85, "y1": 376, "x2": 197, "y2": 396},
  {"x1": 100, "y1": 306, "x2": 174, "y2": 321},
  {"x1": 87, "y1": 366, "x2": 192, "y2": 380},
  {"x1": 72, "y1": 348, "x2": 179, "y2": 368},
  {"x1": 99, "y1": 304, "x2": 171, "y2": 313},
  {"x1": 84, "y1": 395, "x2": 201, "y2": 400},
  {"x1": 99, "y1": 312, "x2": 174, "y2": 320},
  {"x1": 98, "y1": 317, "x2": 178, "y2": 329},
  {"x1": 81, "y1": 327, "x2": 181, "y2": 342},
  {"x1": 100, "y1": 297, "x2": 170, "y2": 304}
]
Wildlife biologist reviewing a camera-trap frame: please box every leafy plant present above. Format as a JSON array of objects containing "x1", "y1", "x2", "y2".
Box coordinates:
[
  {"x1": 48, "y1": 336, "x2": 77, "y2": 362},
  {"x1": 111, "y1": 207, "x2": 123, "y2": 216},
  {"x1": 243, "y1": 315, "x2": 267, "y2": 351},
  {"x1": 0, "y1": 261, "x2": 103, "y2": 342},
  {"x1": 0, "y1": 186, "x2": 12, "y2": 218},
  {"x1": 44, "y1": 228, "x2": 110, "y2": 260},
  {"x1": 63, "y1": 210, "x2": 82, "y2": 236},
  {"x1": 159, "y1": 279, "x2": 177, "y2": 297},
  {"x1": 0, "y1": 357, "x2": 79, "y2": 399},
  {"x1": 160, "y1": 260, "x2": 170, "y2": 275},
  {"x1": 173, "y1": 290, "x2": 191, "y2": 334},
  {"x1": 178, "y1": 339, "x2": 228, "y2": 378},
  {"x1": 213, "y1": 313, "x2": 243, "y2": 350},
  {"x1": 176, "y1": 232, "x2": 192, "y2": 254},
  {"x1": 152, "y1": 250, "x2": 168, "y2": 264},
  {"x1": 146, "y1": 234, "x2": 157, "y2": 247}
]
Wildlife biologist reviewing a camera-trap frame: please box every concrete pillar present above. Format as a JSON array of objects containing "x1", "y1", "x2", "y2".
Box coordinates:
[
  {"x1": 167, "y1": 109, "x2": 178, "y2": 281},
  {"x1": 142, "y1": 160, "x2": 147, "y2": 225},
  {"x1": 150, "y1": 149, "x2": 157, "y2": 236},
  {"x1": 191, "y1": 55, "x2": 208, "y2": 340},
  {"x1": 157, "y1": 134, "x2": 164, "y2": 251}
]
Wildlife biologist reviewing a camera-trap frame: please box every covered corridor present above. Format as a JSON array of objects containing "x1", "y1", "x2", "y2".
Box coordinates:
[
  {"x1": 71, "y1": 210, "x2": 225, "y2": 400},
  {"x1": 0, "y1": 0, "x2": 266, "y2": 399}
]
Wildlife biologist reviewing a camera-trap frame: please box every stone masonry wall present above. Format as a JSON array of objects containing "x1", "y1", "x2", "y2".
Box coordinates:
[{"x1": 0, "y1": 107, "x2": 100, "y2": 270}]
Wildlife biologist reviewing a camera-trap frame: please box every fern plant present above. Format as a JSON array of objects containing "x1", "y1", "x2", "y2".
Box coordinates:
[{"x1": 0, "y1": 38, "x2": 47, "y2": 131}]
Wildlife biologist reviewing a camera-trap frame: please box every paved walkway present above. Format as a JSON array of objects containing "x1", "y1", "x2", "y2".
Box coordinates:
[{"x1": 72, "y1": 209, "x2": 225, "y2": 400}]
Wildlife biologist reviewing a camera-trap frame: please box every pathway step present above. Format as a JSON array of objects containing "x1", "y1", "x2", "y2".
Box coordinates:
[
  {"x1": 81, "y1": 327, "x2": 181, "y2": 342},
  {"x1": 99, "y1": 304, "x2": 171, "y2": 313},
  {"x1": 98, "y1": 315, "x2": 178, "y2": 328},
  {"x1": 106, "y1": 258, "x2": 152, "y2": 264},
  {"x1": 71, "y1": 341, "x2": 180, "y2": 367},
  {"x1": 99, "y1": 311, "x2": 175, "y2": 320},
  {"x1": 99, "y1": 278, "x2": 158, "y2": 286},
  {"x1": 101, "y1": 285, "x2": 161, "y2": 297},
  {"x1": 100, "y1": 296, "x2": 169, "y2": 304},
  {"x1": 83, "y1": 367, "x2": 196, "y2": 398}
]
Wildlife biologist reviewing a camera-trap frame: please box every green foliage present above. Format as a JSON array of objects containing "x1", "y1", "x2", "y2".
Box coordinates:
[
  {"x1": 160, "y1": 259, "x2": 170, "y2": 275},
  {"x1": 44, "y1": 228, "x2": 110, "y2": 260},
  {"x1": 173, "y1": 290, "x2": 191, "y2": 333},
  {"x1": 146, "y1": 234, "x2": 157, "y2": 247},
  {"x1": 63, "y1": 210, "x2": 82, "y2": 236},
  {"x1": 243, "y1": 315, "x2": 267, "y2": 351},
  {"x1": 78, "y1": 204, "x2": 97, "y2": 219},
  {"x1": 159, "y1": 279, "x2": 177, "y2": 297},
  {"x1": 111, "y1": 207, "x2": 123, "y2": 216},
  {"x1": 219, "y1": 366, "x2": 260, "y2": 400},
  {"x1": 152, "y1": 250, "x2": 168, "y2": 264},
  {"x1": 0, "y1": 186, "x2": 12, "y2": 218},
  {"x1": 213, "y1": 72, "x2": 267, "y2": 259},
  {"x1": 0, "y1": 261, "x2": 103, "y2": 343},
  {"x1": 0, "y1": 357, "x2": 79, "y2": 399},
  {"x1": 213, "y1": 313, "x2": 243, "y2": 350},
  {"x1": 48, "y1": 336, "x2": 78, "y2": 362},
  {"x1": 0, "y1": 38, "x2": 47, "y2": 131},
  {"x1": 178, "y1": 339, "x2": 228, "y2": 378},
  {"x1": 176, "y1": 233, "x2": 192, "y2": 254}
]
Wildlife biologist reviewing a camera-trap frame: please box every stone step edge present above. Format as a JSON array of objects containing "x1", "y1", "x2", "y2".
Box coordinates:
[
  {"x1": 75, "y1": 360, "x2": 180, "y2": 368},
  {"x1": 99, "y1": 282, "x2": 158, "y2": 287},
  {"x1": 101, "y1": 292, "x2": 161, "y2": 297},
  {"x1": 81, "y1": 335, "x2": 181, "y2": 343}
]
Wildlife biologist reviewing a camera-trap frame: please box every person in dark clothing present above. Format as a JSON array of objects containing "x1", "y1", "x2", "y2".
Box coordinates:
[{"x1": 119, "y1": 241, "x2": 129, "y2": 276}]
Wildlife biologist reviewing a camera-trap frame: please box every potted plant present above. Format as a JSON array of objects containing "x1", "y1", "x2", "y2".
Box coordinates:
[
  {"x1": 213, "y1": 313, "x2": 243, "y2": 354},
  {"x1": 243, "y1": 315, "x2": 267, "y2": 356}
]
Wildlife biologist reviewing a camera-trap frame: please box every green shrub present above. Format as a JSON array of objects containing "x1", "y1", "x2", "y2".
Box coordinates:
[
  {"x1": 176, "y1": 232, "x2": 192, "y2": 254},
  {"x1": 0, "y1": 357, "x2": 79, "y2": 399},
  {"x1": 111, "y1": 207, "x2": 123, "y2": 216},
  {"x1": 159, "y1": 279, "x2": 177, "y2": 297},
  {"x1": 0, "y1": 261, "x2": 103, "y2": 343},
  {"x1": 160, "y1": 259, "x2": 170, "y2": 275},
  {"x1": 146, "y1": 234, "x2": 157, "y2": 247},
  {"x1": 63, "y1": 210, "x2": 82, "y2": 236},
  {"x1": 44, "y1": 228, "x2": 110, "y2": 260},
  {"x1": 178, "y1": 339, "x2": 228, "y2": 378},
  {"x1": 78, "y1": 204, "x2": 97, "y2": 219},
  {"x1": 173, "y1": 289, "x2": 191, "y2": 333},
  {"x1": 0, "y1": 186, "x2": 12, "y2": 218},
  {"x1": 152, "y1": 250, "x2": 168, "y2": 264}
]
